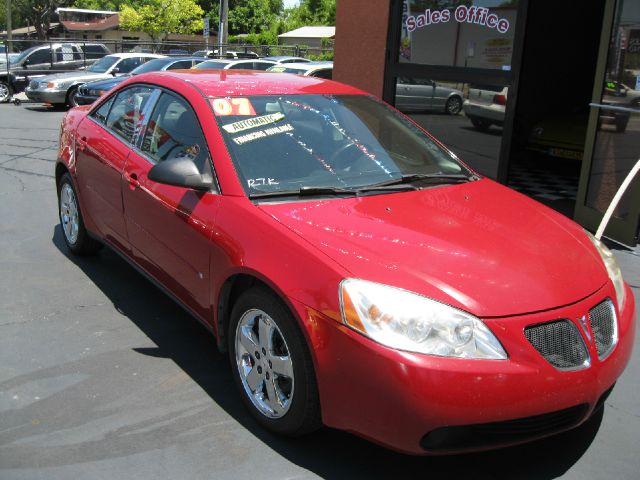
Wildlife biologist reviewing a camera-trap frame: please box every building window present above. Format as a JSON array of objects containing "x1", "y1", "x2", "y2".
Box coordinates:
[{"x1": 399, "y1": 0, "x2": 519, "y2": 71}]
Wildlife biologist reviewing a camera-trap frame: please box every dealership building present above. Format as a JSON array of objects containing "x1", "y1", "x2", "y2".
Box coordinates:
[{"x1": 334, "y1": 0, "x2": 640, "y2": 245}]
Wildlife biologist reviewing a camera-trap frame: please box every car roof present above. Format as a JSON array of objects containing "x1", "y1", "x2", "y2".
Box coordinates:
[
  {"x1": 130, "y1": 70, "x2": 364, "y2": 97},
  {"x1": 269, "y1": 62, "x2": 333, "y2": 72},
  {"x1": 107, "y1": 52, "x2": 166, "y2": 59}
]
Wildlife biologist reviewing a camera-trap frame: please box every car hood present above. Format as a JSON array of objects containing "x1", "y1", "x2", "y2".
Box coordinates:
[
  {"x1": 82, "y1": 75, "x2": 128, "y2": 90},
  {"x1": 37, "y1": 71, "x2": 114, "y2": 83},
  {"x1": 258, "y1": 179, "x2": 607, "y2": 318}
]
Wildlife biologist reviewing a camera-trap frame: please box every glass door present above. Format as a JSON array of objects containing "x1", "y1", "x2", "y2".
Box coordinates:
[{"x1": 575, "y1": 0, "x2": 640, "y2": 245}]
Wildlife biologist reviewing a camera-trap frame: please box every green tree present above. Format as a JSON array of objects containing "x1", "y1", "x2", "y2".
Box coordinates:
[
  {"x1": 288, "y1": 0, "x2": 335, "y2": 25},
  {"x1": 120, "y1": 0, "x2": 204, "y2": 43},
  {"x1": 13, "y1": 0, "x2": 71, "y2": 40}
]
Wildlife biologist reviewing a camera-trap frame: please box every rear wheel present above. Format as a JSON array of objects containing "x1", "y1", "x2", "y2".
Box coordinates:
[
  {"x1": 229, "y1": 287, "x2": 321, "y2": 436},
  {"x1": 0, "y1": 81, "x2": 12, "y2": 103},
  {"x1": 470, "y1": 117, "x2": 491, "y2": 131},
  {"x1": 58, "y1": 173, "x2": 102, "y2": 255},
  {"x1": 445, "y1": 96, "x2": 462, "y2": 115}
]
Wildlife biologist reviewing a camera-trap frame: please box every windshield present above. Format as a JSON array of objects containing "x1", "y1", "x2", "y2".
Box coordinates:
[
  {"x1": 214, "y1": 94, "x2": 472, "y2": 198},
  {"x1": 131, "y1": 58, "x2": 171, "y2": 75},
  {"x1": 87, "y1": 55, "x2": 119, "y2": 73},
  {"x1": 9, "y1": 46, "x2": 39, "y2": 64}
]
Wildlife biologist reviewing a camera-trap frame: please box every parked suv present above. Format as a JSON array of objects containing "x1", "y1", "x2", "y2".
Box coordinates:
[{"x1": 0, "y1": 43, "x2": 109, "y2": 102}]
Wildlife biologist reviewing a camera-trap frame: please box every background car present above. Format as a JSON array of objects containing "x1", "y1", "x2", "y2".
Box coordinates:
[
  {"x1": 76, "y1": 56, "x2": 206, "y2": 105},
  {"x1": 55, "y1": 70, "x2": 635, "y2": 456},
  {"x1": 194, "y1": 58, "x2": 277, "y2": 71},
  {"x1": 262, "y1": 56, "x2": 311, "y2": 64},
  {"x1": 24, "y1": 52, "x2": 164, "y2": 107},
  {"x1": 395, "y1": 78, "x2": 464, "y2": 114},
  {"x1": 1, "y1": 42, "x2": 109, "y2": 103},
  {"x1": 266, "y1": 61, "x2": 333, "y2": 79},
  {"x1": 193, "y1": 49, "x2": 260, "y2": 59},
  {"x1": 463, "y1": 84, "x2": 508, "y2": 130}
]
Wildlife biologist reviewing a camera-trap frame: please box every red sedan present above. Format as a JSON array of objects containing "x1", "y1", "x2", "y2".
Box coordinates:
[{"x1": 56, "y1": 70, "x2": 636, "y2": 455}]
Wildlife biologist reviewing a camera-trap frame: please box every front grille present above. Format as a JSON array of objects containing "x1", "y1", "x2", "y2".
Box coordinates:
[
  {"x1": 589, "y1": 298, "x2": 617, "y2": 360},
  {"x1": 524, "y1": 320, "x2": 590, "y2": 370},
  {"x1": 421, "y1": 404, "x2": 589, "y2": 451}
]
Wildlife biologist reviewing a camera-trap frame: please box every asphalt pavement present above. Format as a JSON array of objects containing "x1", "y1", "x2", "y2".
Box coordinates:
[{"x1": 0, "y1": 101, "x2": 639, "y2": 480}]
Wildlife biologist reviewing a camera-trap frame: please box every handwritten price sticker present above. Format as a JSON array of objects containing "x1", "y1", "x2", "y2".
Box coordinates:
[{"x1": 211, "y1": 98, "x2": 257, "y2": 116}]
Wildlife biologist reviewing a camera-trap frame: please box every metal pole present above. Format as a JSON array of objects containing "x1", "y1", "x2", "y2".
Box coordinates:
[
  {"x1": 217, "y1": 0, "x2": 228, "y2": 56},
  {"x1": 595, "y1": 158, "x2": 640, "y2": 240},
  {"x1": 5, "y1": 0, "x2": 12, "y2": 48}
]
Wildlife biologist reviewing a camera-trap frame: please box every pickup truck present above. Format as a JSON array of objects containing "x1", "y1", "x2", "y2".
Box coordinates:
[{"x1": 0, "y1": 42, "x2": 110, "y2": 102}]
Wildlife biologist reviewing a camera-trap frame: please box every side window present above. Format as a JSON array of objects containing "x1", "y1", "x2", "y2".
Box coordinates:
[
  {"x1": 167, "y1": 60, "x2": 192, "y2": 70},
  {"x1": 229, "y1": 62, "x2": 248, "y2": 70},
  {"x1": 253, "y1": 62, "x2": 274, "y2": 71},
  {"x1": 91, "y1": 96, "x2": 115, "y2": 125},
  {"x1": 71, "y1": 46, "x2": 83, "y2": 60},
  {"x1": 141, "y1": 92, "x2": 212, "y2": 175},
  {"x1": 106, "y1": 86, "x2": 155, "y2": 144},
  {"x1": 115, "y1": 57, "x2": 143, "y2": 73},
  {"x1": 313, "y1": 69, "x2": 333, "y2": 80},
  {"x1": 27, "y1": 48, "x2": 51, "y2": 65}
]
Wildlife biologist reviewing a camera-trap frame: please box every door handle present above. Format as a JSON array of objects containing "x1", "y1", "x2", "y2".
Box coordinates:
[{"x1": 125, "y1": 172, "x2": 140, "y2": 188}]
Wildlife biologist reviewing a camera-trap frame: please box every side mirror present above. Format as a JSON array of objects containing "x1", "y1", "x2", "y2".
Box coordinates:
[
  {"x1": 111, "y1": 67, "x2": 120, "y2": 76},
  {"x1": 147, "y1": 156, "x2": 211, "y2": 191}
]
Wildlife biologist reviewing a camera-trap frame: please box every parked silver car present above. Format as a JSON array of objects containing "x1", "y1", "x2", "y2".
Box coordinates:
[
  {"x1": 25, "y1": 52, "x2": 164, "y2": 107},
  {"x1": 266, "y1": 61, "x2": 333, "y2": 79},
  {"x1": 395, "y1": 78, "x2": 464, "y2": 115}
]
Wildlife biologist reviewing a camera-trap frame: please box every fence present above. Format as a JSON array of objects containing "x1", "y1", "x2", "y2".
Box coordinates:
[{"x1": 1, "y1": 37, "x2": 334, "y2": 71}]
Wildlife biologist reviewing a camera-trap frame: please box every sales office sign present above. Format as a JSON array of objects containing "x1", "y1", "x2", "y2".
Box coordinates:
[{"x1": 405, "y1": 5, "x2": 510, "y2": 34}]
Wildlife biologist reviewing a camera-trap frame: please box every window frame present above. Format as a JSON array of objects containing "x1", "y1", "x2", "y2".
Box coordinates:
[{"x1": 88, "y1": 83, "x2": 220, "y2": 194}]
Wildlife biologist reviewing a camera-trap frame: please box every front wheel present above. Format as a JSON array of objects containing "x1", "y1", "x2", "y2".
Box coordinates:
[
  {"x1": 66, "y1": 87, "x2": 79, "y2": 108},
  {"x1": 229, "y1": 287, "x2": 321, "y2": 436},
  {"x1": 58, "y1": 173, "x2": 102, "y2": 255},
  {"x1": 0, "y1": 81, "x2": 12, "y2": 103}
]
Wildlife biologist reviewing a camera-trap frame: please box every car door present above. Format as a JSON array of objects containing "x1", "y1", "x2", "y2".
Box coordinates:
[
  {"x1": 75, "y1": 85, "x2": 156, "y2": 253},
  {"x1": 395, "y1": 77, "x2": 434, "y2": 111},
  {"x1": 122, "y1": 90, "x2": 220, "y2": 319}
]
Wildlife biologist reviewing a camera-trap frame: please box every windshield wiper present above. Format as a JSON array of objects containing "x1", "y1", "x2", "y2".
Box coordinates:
[
  {"x1": 361, "y1": 173, "x2": 477, "y2": 190},
  {"x1": 249, "y1": 186, "x2": 359, "y2": 199}
]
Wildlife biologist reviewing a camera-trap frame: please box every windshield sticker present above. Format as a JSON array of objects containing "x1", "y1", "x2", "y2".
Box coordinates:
[
  {"x1": 269, "y1": 66, "x2": 287, "y2": 73},
  {"x1": 222, "y1": 112, "x2": 285, "y2": 134},
  {"x1": 211, "y1": 97, "x2": 257, "y2": 116},
  {"x1": 247, "y1": 177, "x2": 279, "y2": 188},
  {"x1": 232, "y1": 123, "x2": 294, "y2": 145}
]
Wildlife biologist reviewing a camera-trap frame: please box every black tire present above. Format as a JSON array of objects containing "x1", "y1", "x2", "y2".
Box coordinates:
[
  {"x1": 0, "y1": 81, "x2": 12, "y2": 103},
  {"x1": 470, "y1": 117, "x2": 491, "y2": 131},
  {"x1": 57, "y1": 172, "x2": 102, "y2": 255},
  {"x1": 66, "y1": 87, "x2": 79, "y2": 108},
  {"x1": 228, "y1": 287, "x2": 321, "y2": 436},
  {"x1": 445, "y1": 96, "x2": 462, "y2": 115}
]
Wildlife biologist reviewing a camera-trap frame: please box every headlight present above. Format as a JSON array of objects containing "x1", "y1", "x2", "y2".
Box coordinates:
[
  {"x1": 340, "y1": 279, "x2": 507, "y2": 359},
  {"x1": 585, "y1": 230, "x2": 626, "y2": 309},
  {"x1": 46, "y1": 81, "x2": 68, "y2": 89}
]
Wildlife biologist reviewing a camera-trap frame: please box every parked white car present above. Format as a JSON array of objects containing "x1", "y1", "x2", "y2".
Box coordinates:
[
  {"x1": 24, "y1": 52, "x2": 165, "y2": 107},
  {"x1": 463, "y1": 84, "x2": 508, "y2": 130},
  {"x1": 267, "y1": 61, "x2": 333, "y2": 79}
]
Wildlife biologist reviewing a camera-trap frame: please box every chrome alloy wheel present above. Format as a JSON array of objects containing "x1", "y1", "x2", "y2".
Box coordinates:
[
  {"x1": 0, "y1": 82, "x2": 10, "y2": 103},
  {"x1": 235, "y1": 309, "x2": 295, "y2": 418},
  {"x1": 60, "y1": 183, "x2": 79, "y2": 245}
]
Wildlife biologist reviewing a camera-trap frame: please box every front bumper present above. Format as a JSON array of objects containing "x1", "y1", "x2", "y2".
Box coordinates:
[
  {"x1": 75, "y1": 92, "x2": 100, "y2": 105},
  {"x1": 24, "y1": 86, "x2": 66, "y2": 104},
  {"x1": 299, "y1": 282, "x2": 635, "y2": 455}
]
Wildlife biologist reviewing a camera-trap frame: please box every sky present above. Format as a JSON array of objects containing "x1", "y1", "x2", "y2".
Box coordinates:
[{"x1": 284, "y1": 0, "x2": 300, "y2": 7}]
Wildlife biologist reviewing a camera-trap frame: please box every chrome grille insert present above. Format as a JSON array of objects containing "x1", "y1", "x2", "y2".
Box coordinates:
[
  {"x1": 524, "y1": 320, "x2": 590, "y2": 371},
  {"x1": 589, "y1": 298, "x2": 617, "y2": 360}
]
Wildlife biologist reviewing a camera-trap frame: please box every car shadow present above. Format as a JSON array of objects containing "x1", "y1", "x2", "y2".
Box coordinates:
[{"x1": 51, "y1": 225, "x2": 603, "y2": 479}]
